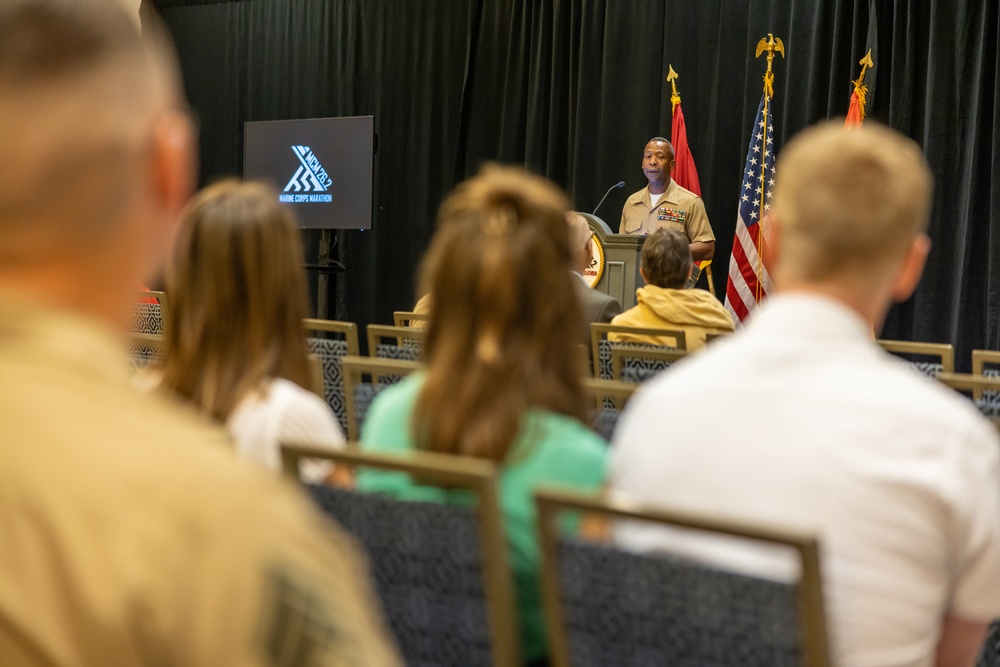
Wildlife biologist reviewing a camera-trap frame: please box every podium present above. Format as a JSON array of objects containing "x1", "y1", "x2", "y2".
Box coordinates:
[{"x1": 579, "y1": 213, "x2": 645, "y2": 310}]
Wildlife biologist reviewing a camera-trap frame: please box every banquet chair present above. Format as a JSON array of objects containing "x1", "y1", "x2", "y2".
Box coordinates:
[
  {"x1": 367, "y1": 324, "x2": 427, "y2": 361},
  {"x1": 280, "y1": 445, "x2": 521, "y2": 667},
  {"x1": 303, "y1": 318, "x2": 360, "y2": 433},
  {"x1": 130, "y1": 289, "x2": 168, "y2": 337},
  {"x1": 590, "y1": 323, "x2": 687, "y2": 381},
  {"x1": 581, "y1": 378, "x2": 637, "y2": 441},
  {"x1": 341, "y1": 355, "x2": 422, "y2": 441},
  {"x1": 535, "y1": 487, "x2": 830, "y2": 667}
]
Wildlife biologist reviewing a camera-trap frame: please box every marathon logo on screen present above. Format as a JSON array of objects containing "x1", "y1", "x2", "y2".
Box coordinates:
[{"x1": 279, "y1": 146, "x2": 334, "y2": 203}]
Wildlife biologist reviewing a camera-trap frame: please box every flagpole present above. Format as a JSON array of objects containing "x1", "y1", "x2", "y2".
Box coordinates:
[{"x1": 754, "y1": 34, "x2": 784, "y2": 303}]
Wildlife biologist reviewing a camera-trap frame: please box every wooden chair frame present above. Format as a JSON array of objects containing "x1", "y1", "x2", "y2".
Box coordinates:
[
  {"x1": 280, "y1": 444, "x2": 522, "y2": 667},
  {"x1": 877, "y1": 339, "x2": 954, "y2": 374},
  {"x1": 581, "y1": 377, "x2": 637, "y2": 412},
  {"x1": 366, "y1": 324, "x2": 427, "y2": 358},
  {"x1": 971, "y1": 350, "x2": 1000, "y2": 399},
  {"x1": 392, "y1": 310, "x2": 431, "y2": 328},
  {"x1": 610, "y1": 345, "x2": 687, "y2": 383},
  {"x1": 340, "y1": 355, "x2": 422, "y2": 441},
  {"x1": 534, "y1": 487, "x2": 831, "y2": 667},
  {"x1": 303, "y1": 318, "x2": 360, "y2": 355}
]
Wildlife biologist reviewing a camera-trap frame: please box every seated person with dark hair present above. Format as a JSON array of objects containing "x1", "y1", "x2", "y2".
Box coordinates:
[{"x1": 609, "y1": 228, "x2": 733, "y2": 350}]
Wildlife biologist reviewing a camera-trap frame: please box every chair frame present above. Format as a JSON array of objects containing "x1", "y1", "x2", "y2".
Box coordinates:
[
  {"x1": 610, "y1": 345, "x2": 687, "y2": 383},
  {"x1": 581, "y1": 377, "x2": 637, "y2": 412},
  {"x1": 392, "y1": 310, "x2": 431, "y2": 328},
  {"x1": 280, "y1": 444, "x2": 522, "y2": 667},
  {"x1": 972, "y1": 349, "x2": 1000, "y2": 375},
  {"x1": 302, "y1": 318, "x2": 360, "y2": 355},
  {"x1": 340, "y1": 355, "x2": 422, "y2": 441},
  {"x1": 877, "y1": 339, "x2": 954, "y2": 374},
  {"x1": 534, "y1": 487, "x2": 831, "y2": 667},
  {"x1": 366, "y1": 324, "x2": 428, "y2": 358}
]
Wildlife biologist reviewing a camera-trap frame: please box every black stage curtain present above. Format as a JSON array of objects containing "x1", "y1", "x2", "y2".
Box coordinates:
[{"x1": 158, "y1": 0, "x2": 1000, "y2": 367}]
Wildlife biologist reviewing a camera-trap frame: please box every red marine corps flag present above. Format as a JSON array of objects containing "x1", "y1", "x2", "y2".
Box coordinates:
[
  {"x1": 724, "y1": 34, "x2": 784, "y2": 324},
  {"x1": 666, "y1": 65, "x2": 701, "y2": 196}
]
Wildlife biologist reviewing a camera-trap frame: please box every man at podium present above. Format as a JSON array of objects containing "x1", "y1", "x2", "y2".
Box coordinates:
[{"x1": 619, "y1": 137, "x2": 715, "y2": 262}]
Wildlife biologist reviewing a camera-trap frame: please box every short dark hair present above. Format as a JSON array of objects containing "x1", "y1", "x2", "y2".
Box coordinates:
[
  {"x1": 646, "y1": 137, "x2": 674, "y2": 160},
  {"x1": 641, "y1": 228, "x2": 691, "y2": 288}
]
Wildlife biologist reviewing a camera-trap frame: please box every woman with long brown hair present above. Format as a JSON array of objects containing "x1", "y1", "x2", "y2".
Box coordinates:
[
  {"x1": 151, "y1": 179, "x2": 344, "y2": 474},
  {"x1": 358, "y1": 165, "x2": 608, "y2": 664}
]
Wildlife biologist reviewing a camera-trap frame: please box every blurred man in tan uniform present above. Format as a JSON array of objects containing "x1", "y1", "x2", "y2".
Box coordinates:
[{"x1": 0, "y1": 2, "x2": 400, "y2": 666}]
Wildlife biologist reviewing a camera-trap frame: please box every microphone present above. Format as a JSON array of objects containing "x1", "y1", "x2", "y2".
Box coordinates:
[{"x1": 592, "y1": 181, "x2": 625, "y2": 216}]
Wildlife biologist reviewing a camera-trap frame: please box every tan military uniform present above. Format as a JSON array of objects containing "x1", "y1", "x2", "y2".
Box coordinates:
[
  {"x1": 618, "y1": 180, "x2": 715, "y2": 241},
  {"x1": 0, "y1": 296, "x2": 402, "y2": 667}
]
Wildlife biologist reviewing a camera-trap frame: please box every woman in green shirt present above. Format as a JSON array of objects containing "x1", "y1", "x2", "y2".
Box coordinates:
[{"x1": 359, "y1": 165, "x2": 608, "y2": 665}]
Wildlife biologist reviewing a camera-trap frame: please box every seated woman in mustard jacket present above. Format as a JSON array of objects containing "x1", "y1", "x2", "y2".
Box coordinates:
[{"x1": 610, "y1": 228, "x2": 734, "y2": 351}]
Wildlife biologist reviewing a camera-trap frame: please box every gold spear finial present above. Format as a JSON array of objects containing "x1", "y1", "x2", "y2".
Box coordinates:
[
  {"x1": 852, "y1": 49, "x2": 875, "y2": 121},
  {"x1": 755, "y1": 33, "x2": 785, "y2": 99},
  {"x1": 666, "y1": 64, "x2": 681, "y2": 114}
]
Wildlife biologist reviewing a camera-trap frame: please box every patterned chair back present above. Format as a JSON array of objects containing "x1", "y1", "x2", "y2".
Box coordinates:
[
  {"x1": 303, "y1": 318, "x2": 360, "y2": 434},
  {"x1": 590, "y1": 323, "x2": 687, "y2": 381},
  {"x1": 279, "y1": 446, "x2": 521, "y2": 667},
  {"x1": 534, "y1": 488, "x2": 831, "y2": 667},
  {"x1": 126, "y1": 332, "x2": 164, "y2": 370},
  {"x1": 128, "y1": 291, "x2": 168, "y2": 369},
  {"x1": 878, "y1": 339, "x2": 954, "y2": 378},
  {"x1": 340, "y1": 355, "x2": 422, "y2": 440},
  {"x1": 611, "y1": 345, "x2": 688, "y2": 384},
  {"x1": 367, "y1": 324, "x2": 427, "y2": 362}
]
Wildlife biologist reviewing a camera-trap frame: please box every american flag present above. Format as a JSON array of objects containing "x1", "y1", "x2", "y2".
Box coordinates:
[{"x1": 724, "y1": 95, "x2": 776, "y2": 323}]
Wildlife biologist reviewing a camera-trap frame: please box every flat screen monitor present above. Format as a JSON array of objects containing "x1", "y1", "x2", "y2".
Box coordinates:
[{"x1": 243, "y1": 115, "x2": 374, "y2": 230}]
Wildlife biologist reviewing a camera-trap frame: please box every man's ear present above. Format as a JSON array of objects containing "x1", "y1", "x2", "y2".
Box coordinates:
[
  {"x1": 639, "y1": 267, "x2": 649, "y2": 285},
  {"x1": 149, "y1": 108, "x2": 196, "y2": 223},
  {"x1": 890, "y1": 233, "x2": 931, "y2": 303},
  {"x1": 134, "y1": 109, "x2": 194, "y2": 283}
]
